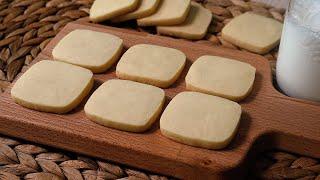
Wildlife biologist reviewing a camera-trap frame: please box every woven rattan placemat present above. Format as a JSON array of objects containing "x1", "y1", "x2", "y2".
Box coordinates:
[{"x1": 0, "y1": 0, "x2": 319, "y2": 179}]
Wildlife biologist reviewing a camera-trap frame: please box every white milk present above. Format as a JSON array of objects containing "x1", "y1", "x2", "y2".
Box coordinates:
[{"x1": 276, "y1": 0, "x2": 320, "y2": 101}]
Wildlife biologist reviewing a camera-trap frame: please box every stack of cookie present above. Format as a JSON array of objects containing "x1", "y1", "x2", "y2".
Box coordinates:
[{"x1": 90, "y1": 0, "x2": 213, "y2": 40}]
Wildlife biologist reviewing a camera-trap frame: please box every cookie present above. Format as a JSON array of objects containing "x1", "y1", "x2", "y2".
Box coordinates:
[
  {"x1": 222, "y1": 12, "x2": 283, "y2": 54},
  {"x1": 84, "y1": 79, "x2": 165, "y2": 132},
  {"x1": 157, "y1": 2, "x2": 212, "y2": 40},
  {"x1": 160, "y1": 91, "x2": 241, "y2": 149},
  {"x1": 90, "y1": 0, "x2": 139, "y2": 22},
  {"x1": 11, "y1": 60, "x2": 93, "y2": 114},
  {"x1": 112, "y1": 0, "x2": 160, "y2": 22},
  {"x1": 185, "y1": 55, "x2": 256, "y2": 101},
  {"x1": 52, "y1": 29, "x2": 123, "y2": 73},
  {"x1": 137, "y1": 0, "x2": 191, "y2": 26},
  {"x1": 116, "y1": 44, "x2": 186, "y2": 88}
]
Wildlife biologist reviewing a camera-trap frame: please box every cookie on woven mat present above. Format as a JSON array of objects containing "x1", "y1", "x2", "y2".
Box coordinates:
[
  {"x1": 160, "y1": 91, "x2": 241, "y2": 149},
  {"x1": 137, "y1": 0, "x2": 191, "y2": 26},
  {"x1": 222, "y1": 12, "x2": 283, "y2": 54},
  {"x1": 112, "y1": 0, "x2": 160, "y2": 22},
  {"x1": 52, "y1": 29, "x2": 123, "y2": 73},
  {"x1": 157, "y1": 2, "x2": 212, "y2": 40},
  {"x1": 85, "y1": 79, "x2": 165, "y2": 133},
  {"x1": 185, "y1": 55, "x2": 256, "y2": 102},
  {"x1": 11, "y1": 60, "x2": 93, "y2": 114},
  {"x1": 90, "y1": 0, "x2": 139, "y2": 22},
  {"x1": 116, "y1": 44, "x2": 186, "y2": 88}
]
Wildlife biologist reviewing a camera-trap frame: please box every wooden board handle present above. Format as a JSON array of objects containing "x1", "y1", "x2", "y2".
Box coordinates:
[{"x1": 261, "y1": 92, "x2": 320, "y2": 158}]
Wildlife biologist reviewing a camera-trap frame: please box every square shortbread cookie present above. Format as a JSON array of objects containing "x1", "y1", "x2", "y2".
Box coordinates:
[
  {"x1": 11, "y1": 60, "x2": 94, "y2": 114},
  {"x1": 137, "y1": 0, "x2": 191, "y2": 26},
  {"x1": 90, "y1": 0, "x2": 139, "y2": 22},
  {"x1": 222, "y1": 12, "x2": 283, "y2": 54},
  {"x1": 52, "y1": 29, "x2": 123, "y2": 73},
  {"x1": 116, "y1": 44, "x2": 186, "y2": 88},
  {"x1": 160, "y1": 91, "x2": 242, "y2": 150},
  {"x1": 157, "y1": 2, "x2": 212, "y2": 40},
  {"x1": 112, "y1": 0, "x2": 160, "y2": 22},
  {"x1": 84, "y1": 79, "x2": 165, "y2": 132},
  {"x1": 185, "y1": 56, "x2": 256, "y2": 102}
]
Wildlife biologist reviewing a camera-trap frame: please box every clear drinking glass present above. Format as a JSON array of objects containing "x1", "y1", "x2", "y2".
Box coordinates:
[{"x1": 276, "y1": 0, "x2": 320, "y2": 102}]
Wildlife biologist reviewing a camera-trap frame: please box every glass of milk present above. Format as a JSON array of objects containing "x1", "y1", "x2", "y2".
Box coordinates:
[{"x1": 276, "y1": 0, "x2": 320, "y2": 102}]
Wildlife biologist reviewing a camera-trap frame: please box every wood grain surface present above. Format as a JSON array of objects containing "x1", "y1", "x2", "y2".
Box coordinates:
[{"x1": 0, "y1": 21, "x2": 319, "y2": 179}]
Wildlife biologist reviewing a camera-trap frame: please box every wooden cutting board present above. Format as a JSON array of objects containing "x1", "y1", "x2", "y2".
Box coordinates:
[{"x1": 0, "y1": 21, "x2": 319, "y2": 179}]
